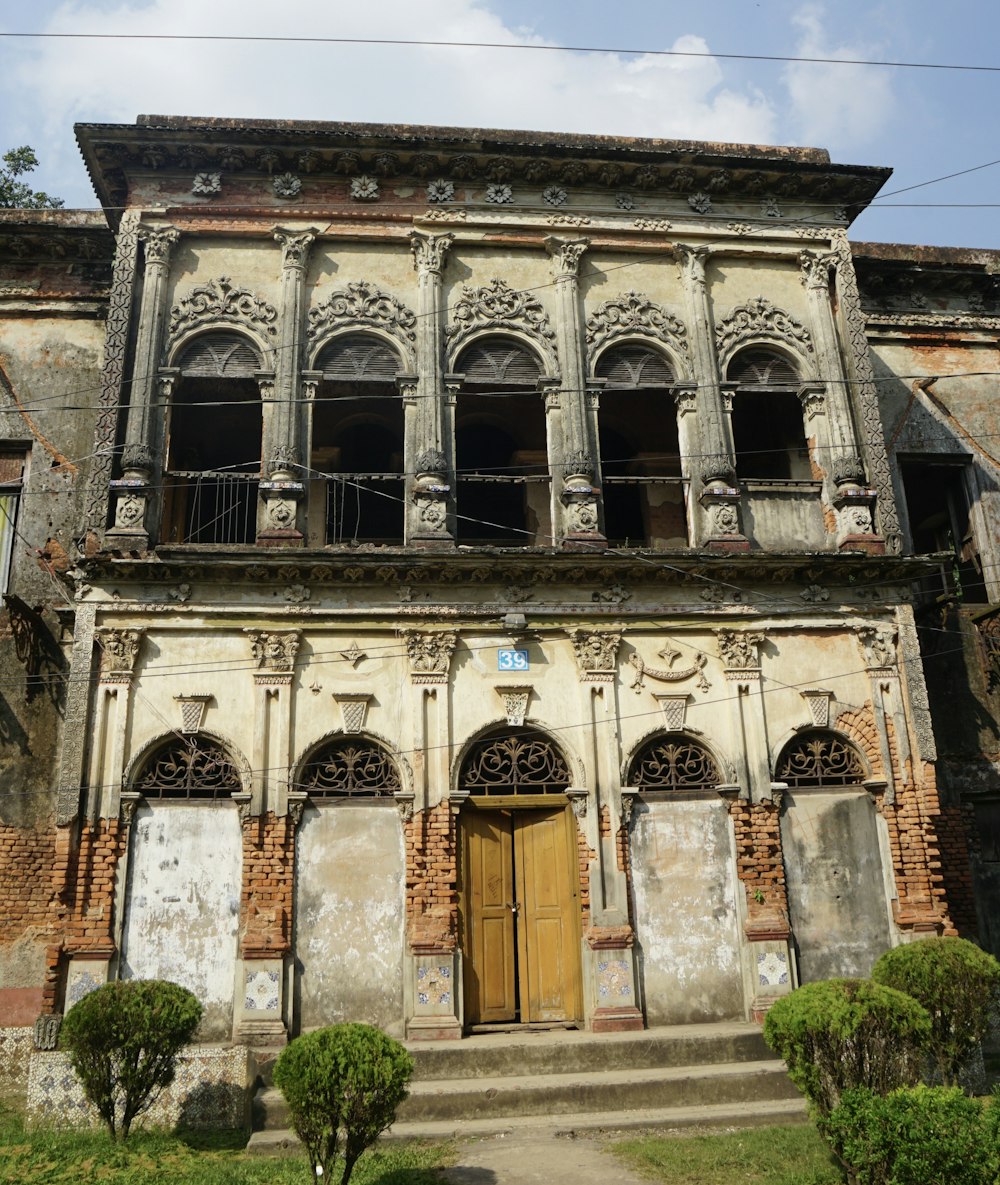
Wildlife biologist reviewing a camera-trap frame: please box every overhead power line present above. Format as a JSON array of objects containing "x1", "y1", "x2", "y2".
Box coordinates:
[{"x1": 3, "y1": 30, "x2": 1000, "y2": 76}]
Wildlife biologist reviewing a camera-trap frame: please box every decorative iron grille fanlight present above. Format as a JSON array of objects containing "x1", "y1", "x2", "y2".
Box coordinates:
[
  {"x1": 626, "y1": 737, "x2": 721, "y2": 791},
  {"x1": 460, "y1": 732, "x2": 571, "y2": 795},
  {"x1": 775, "y1": 731, "x2": 866, "y2": 787},
  {"x1": 301, "y1": 739, "x2": 401, "y2": 797},
  {"x1": 133, "y1": 736, "x2": 242, "y2": 799}
]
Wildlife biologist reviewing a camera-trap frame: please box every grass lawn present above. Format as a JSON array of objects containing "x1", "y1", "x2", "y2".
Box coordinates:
[
  {"x1": 610, "y1": 1123, "x2": 844, "y2": 1185},
  {"x1": 0, "y1": 1104, "x2": 452, "y2": 1185}
]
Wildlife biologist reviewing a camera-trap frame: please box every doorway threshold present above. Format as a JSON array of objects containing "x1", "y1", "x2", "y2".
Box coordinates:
[{"x1": 466, "y1": 1021, "x2": 579, "y2": 1035}]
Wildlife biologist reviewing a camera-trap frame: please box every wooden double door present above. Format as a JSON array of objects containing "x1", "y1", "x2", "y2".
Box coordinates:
[{"x1": 460, "y1": 803, "x2": 582, "y2": 1026}]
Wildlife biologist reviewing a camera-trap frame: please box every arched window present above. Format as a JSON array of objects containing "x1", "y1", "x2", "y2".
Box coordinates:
[
  {"x1": 727, "y1": 347, "x2": 810, "y2": 481},
  {"x1": 775, "y1": 731, "x2": 867, "y2": 787},
  {"x1": 164, "y1": 331, "x2": 263, "y2": 544},
  {"x1": 312, "y1": 334, "x2": 404, "y2": 545},
  {"x1": 300, "y1": 737, "x2": 401, "y2": 798},
  {"x1": 132, "y1": 735, "x2": 243, "y2": 800},
  {"x1": 454, "y1": 337, "x2": 548, "y2": 546},
  {"x1": 594, "y1": 345, "x2": 684, "y2": 547},
  {"x1": 626, "y1": 735, "x2": 721, "y2": 792},
  {"x1": 460, "y1": 728, "x2": 571, "y2": 796}
]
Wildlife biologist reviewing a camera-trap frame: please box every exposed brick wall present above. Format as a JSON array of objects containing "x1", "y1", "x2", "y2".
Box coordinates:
[
  {"x1": 937, "y1": 800, "x2": 979, "y2": 936},
  {"x1": 405, "y1": 803, "x2": 456, "y2": 951},
  {"x1": 835, "y1": 703, "x2": 884, "y2": 776},
  {"x1": 879, "y1": 758, "x2": 954, "y2": 934},
  {"x1": 576, "y1": 819, "x2": 596, "y2": 926},
  {"x1": 0, "y1": 824, "x2": 58, "y2": 947},
  {"x1": 240, "y1": 812, "x2": 295, "y2": 957},
  {"x1": 60, "y1": 819, "x2": 125, "y2": 956},
  {"x1": 727, "y1": 798, "x2": 790, "y2": 932}
]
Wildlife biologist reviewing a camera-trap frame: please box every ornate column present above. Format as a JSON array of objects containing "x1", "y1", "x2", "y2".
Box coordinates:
[
  {"x1": 569, "y1": 628, "x2": 643, "y2": 1031},
  {"x1": 399, "y1": 629, "x2": 463, "y2": 1040},
  {"x1": 675, "y1": 245, "x2": 747, "y2": 550},
  {"x1": 408, "y1": 232, "x2": 455, "y2": 546},
  {"x1": 259, "y1": 229, "x2": 316, "y2": 545},
  {"x1": 107, "y1": 225, "x2": 179, "y2": 549},
  {"x1": 544, "y1": 237, "x2": 604, "y2": 549},
  {"x1": 799, "y1": 250, "x2": 882, "y2": 553}
]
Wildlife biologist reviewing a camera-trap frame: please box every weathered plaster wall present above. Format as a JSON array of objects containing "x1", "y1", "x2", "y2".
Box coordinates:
[
  {"x1": 120, "y1": 804, "x2": 242, "y2": 1039},
  {"x1": 294, "y1": 802, "x2": 405, "y2": 1034},
  {"x1": 630, "y1": 798, "x2": 743, "y2": 1024},
  {"x1": 780, "y1": 789, "x2": 893, "y2": 982}
]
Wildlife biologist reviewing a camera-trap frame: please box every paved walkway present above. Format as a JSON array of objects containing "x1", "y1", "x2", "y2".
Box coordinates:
[{"x1": 441, "y1": 1131, "x2": 650, "y2": 1185}]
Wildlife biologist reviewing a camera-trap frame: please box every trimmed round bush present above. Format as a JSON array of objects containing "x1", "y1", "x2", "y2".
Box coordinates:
[
  {"x1": 871, "y1": 936, "x2": 1000, "y2": 1085},
  {"x1": 762, "y1": 978, "x2": 931, "y2": 1115},
  {"x1": 825, "y1": 1085, "x2": 997, "y2": 1185},
  {"x1": 273, "y1": 1022, "x2": 414, "y2": 1185},
  {"x1": 60, "y1": 978, "x2": 203, "y2": 1141}
]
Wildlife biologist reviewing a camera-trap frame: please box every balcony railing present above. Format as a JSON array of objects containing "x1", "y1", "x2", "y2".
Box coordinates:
[{"x1": 163, "y1": 472, "x2": 259, "y2": 545}]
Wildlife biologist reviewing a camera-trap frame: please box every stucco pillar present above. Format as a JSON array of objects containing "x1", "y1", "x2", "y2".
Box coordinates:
[
  {"x1": 258, "y1": 229, "x2": 315, "y2": 545},
  {"x1": 676, "y1": 245, "x2": 747, "y2": 550},
  {"x1": 569, "y1": 629, "x2": 643, "y2": 1031},
  {"x1": 107, "y1": 225, "x2": 178, "y2": 549},
  {"x1": 799, "y1": 250, "x2": 882, "y2": 552},
  {"x1": 408, "y1": 231, "x2": 455, "y2": 546},
  {"x1": 545, "y1": 237, "x2": 605, "y2": 549}
]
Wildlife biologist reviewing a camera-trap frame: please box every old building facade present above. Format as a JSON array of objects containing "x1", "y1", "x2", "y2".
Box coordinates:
[{"x1": 1, "y1": 119, "x2": 985, "y2": 1095}]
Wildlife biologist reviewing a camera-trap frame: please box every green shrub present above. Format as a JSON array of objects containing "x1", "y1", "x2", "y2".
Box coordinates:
[
  {"x1": 762, "y1": 978, "x2": 930, "y2": 1116},
  {"x1": 60, "y1": 979, "x2": 202, "y2": 1141},
  {"x1": 273, "y1": 1022, "x2": 414, "y2": 1185},
  {"x1": 871, "y1": 936, "x2": 1000, "y2": 1085},
  {"x1": 825, "y1": 1085, "x2": 998, "y2": 1185}
]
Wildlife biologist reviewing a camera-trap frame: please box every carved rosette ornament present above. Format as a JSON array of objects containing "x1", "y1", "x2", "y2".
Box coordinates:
[
  {"x1": 717, "y1": 629, "x2": 764, "y2": 676},
  {"x1": 97, "y1": 628, "x2": 144, "y2": 681},
  {"x1": 857, "y1": 626, "x2": 897, "y2": 671},
  {"x1": 446, "y1": 277, "x2": 557, "y2": 362},
  {"x1": 401, "y1": 630, "x2": 458, "y2": 684},
  {"x1": 570, "y1": 629, "x2": 621, "y2": 682},
  {"x1": 246, "y1": 630, "x2": 301, "y2": 677},
  {"x1": 411, "y1": 448, "x2": 451, "y2": 539}
]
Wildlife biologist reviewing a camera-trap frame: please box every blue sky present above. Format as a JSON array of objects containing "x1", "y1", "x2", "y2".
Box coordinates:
[{"x1": 1, "y1": 0, "x2": 997, "y2": 249}]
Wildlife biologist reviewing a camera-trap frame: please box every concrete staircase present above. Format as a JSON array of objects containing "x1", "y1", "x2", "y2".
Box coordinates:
[{"x1": 247, "y1": 1022, "x2": 805, "y2": 1151}]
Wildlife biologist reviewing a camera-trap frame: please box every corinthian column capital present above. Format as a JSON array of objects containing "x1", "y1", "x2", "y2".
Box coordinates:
[
  {"x1": 273, "y1": 227, "x2": 316, "y2": 270},
  {"x1": 409, "y1": 230, "x2": 454, "y2": 276},
  {"x1": 137, "y1": 225, "x2": 179, "y2": 268},
  {"x1": 544, "y1": 236, "x2": 590, "y2": 280}
]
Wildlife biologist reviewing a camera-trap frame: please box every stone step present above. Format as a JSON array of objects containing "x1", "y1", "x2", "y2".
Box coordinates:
[
  {"x1": 253, "y1": 1057, "x2": 798, "y2": 1130},
  {"x1": 404, "y1": 1021, "x2": 771, "y2": 1081},
  {"x1": 246, "y1": 1096, "x2": 809, "y2": 1155}
]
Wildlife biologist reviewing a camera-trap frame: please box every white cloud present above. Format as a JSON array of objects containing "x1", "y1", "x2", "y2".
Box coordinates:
[
  {"x1": 2, "y1": 0, "x2": 778, "y2": 206},
  {"x1": 782, "y1": 2, "x2": 896, "y2": 152}
]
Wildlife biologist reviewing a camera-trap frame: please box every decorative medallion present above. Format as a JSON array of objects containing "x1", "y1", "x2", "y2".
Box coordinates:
[
  {"x1": 542, "y1": 186, "x2": 567, "y2": 207},
  {"x1": 426, "y1": 179, "x2": 455, "y2": 203},
  {"x1": 484, "y1": 183, "x2": 513, "y2": 204},
  {"x1": 273, "y1": 173, "x2": 302, "y2": 198},
  {"x1": 350, "y1": 176, "x2": 379, "y2": 201}
]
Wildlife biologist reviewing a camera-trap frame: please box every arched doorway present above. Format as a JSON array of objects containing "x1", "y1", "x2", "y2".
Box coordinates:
[
  {"x1": 457, "y1": 728, "x2": 582, "y2": 1026},
  {"x1": 776, "y1": 730, "x2": 893, "y2": 982}
]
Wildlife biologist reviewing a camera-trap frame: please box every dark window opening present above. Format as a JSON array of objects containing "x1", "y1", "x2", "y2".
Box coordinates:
[
  {"x1": 900, "y1": 460, "x2": 987, "y2": 604},
  {"x1": 0, "y1": 451, "x2": 26, "y2": 592},
  {"x1": 728, "y1": 349, "x2": 810, "y2": 481},
  {"x1": 164, "y1": 335, "x2": 263, "y2": 545},
  {"x1": 312, "y1": 335, "x2": 404, "y2": 546},
  {"x1": 455, "y1": 338, "x2": 547, "y2": 546},
  {"x1": 595, "y1": 345, "x2": 685, "y2": 547}
]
